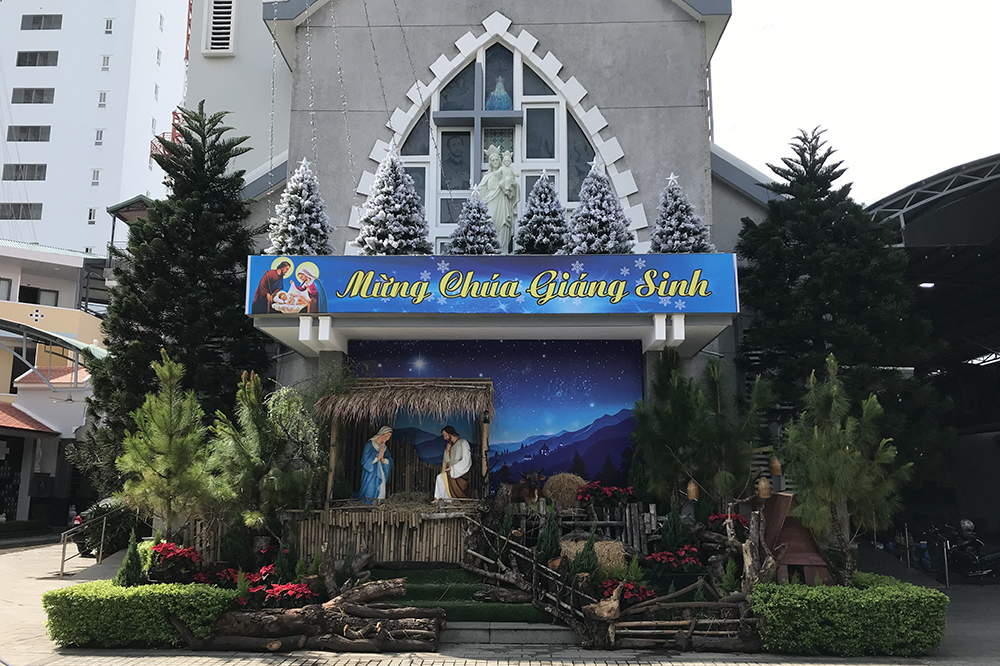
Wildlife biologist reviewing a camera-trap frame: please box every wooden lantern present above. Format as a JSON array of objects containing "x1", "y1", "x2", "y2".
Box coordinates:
[
  {"x1": 686, "y1": 478, "x2": 700, "y2": 501},
  {"x1": 769, "y1": 455, "x2": 783, "y2": 477},
  {"x1": 758, "y1": 476, "x2": 773, "y2": 499}
]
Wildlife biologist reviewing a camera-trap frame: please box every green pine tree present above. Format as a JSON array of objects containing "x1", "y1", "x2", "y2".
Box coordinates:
[
  {"x1": 630, "y1": 349, "x2": 771, "y2": 506},
  {"x1": 72, "y1": 102, "x2": 269, "y2": 495},
  {"x1": 210, "y1": 375, "x2": 321, "y2": 534},
  {"x1": 736, "y1": 127, "x2": 951, "y2": 491},
  {"x1": 116, "y1": 351, "x2": 212, "y2": 538},
  {"x1": 536, "y1": 503, "x2": 561, "y2": 564},
  {"x1": 781, "y1": 355, "x2": 912, "y2": 586},
  {"x1": 569, "y1": 526, "x2": 599, "y2": 577},
  {"x1": 113, "y1": 530, "x2": 145, "y2": 587}
]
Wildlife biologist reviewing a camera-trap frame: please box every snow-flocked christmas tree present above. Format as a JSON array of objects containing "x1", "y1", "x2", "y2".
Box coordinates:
[
  {"x1": 352, "y1": 150, "x2": 432, "y2": 255},
  {"x1": 265, "y1": 158, "x2": 332, "y2": 255},
  {"x1": 447, "y1": 193, "x2": 501, "y2": 255},
  {"x1": 650, "y1": 174, "x2": 715, "y2": 253},
  {"x1": 565, "y1": 162, "x2": 635, "y2": 254},
  {"x1": 514, "y1": 172, "x2": 568, "y2": 254}
]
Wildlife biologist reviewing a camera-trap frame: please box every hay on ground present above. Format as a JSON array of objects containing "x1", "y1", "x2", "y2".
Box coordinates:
[
  {"x1": 542, "y1": 473, "x2": 586, "y2": 513},
  {"x1": 560, "y1": 539, "x2": 626, "y2": 570}
]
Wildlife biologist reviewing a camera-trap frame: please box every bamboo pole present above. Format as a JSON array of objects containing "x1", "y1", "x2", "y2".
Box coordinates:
[{"x1": 326, "y1": 422, "x2": 339, "y2": 509}]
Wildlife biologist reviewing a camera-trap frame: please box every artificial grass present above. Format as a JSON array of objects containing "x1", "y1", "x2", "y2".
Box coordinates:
[
  {"x1": 372, "y1": 568, "x2": 552, "y2": 623},
  {"x1": 404, "y1": 599, "x2": 551, "y2": 623}
]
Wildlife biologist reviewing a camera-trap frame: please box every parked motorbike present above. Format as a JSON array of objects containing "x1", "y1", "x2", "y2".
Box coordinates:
[{"x1": 920, "y1": 520, "x2": 1000, "y2": 580}]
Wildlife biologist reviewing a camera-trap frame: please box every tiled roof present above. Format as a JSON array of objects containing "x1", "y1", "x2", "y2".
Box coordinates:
[
  {"x1": 14, "y1": 366, "x2": 91, "y2": 386},
  {"x1": 0, "y1": 403, "x2": 57, "y2": 434}
]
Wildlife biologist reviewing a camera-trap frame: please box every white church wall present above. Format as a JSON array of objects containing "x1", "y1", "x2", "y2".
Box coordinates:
[{"x1": 282, "y1": 0, "x2": 713, "y2": 254}]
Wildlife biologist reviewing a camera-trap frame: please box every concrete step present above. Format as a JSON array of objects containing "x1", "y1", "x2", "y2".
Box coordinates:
[{"x1": 441, "y1": 621, "x2": 578, "y2": 645}]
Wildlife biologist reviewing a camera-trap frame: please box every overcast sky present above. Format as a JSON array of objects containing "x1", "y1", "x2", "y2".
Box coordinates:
[{"x1": 710, "y1": 0, "x2": 1000, "y2": 206}]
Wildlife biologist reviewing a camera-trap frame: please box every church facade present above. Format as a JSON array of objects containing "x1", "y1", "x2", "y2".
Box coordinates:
[{"x1": 187, "y1": 1, "x2": 773, "y2": 482}]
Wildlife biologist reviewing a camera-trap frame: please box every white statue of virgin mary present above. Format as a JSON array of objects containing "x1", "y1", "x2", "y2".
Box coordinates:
[{"x1": 479, "y1": 144, "x2": 519, "y2": 252}]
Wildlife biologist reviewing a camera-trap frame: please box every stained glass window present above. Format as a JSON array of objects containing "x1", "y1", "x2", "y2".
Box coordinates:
[
  {"x1": 525, "y1": 108, "x2": 555, "y2": 159},
  {"x1": 440, "y1": 63, "x2": 475, "y2": 111},
  {"x1": 523, "y1": 65, "x2": 555, "y2": 96},
  {"x1": 440, "y1": 132, "x2": 470, "y2": 190},
  {"x1": 484, "y1": 44, "x2": 514, "y2": 110},
  {"x1": 401, "y1": 111, "x2": 429, "y2": 156},
  {"x1": 404, "y1": 166, "x2": 426, "y2": 208},
  {"x1": 567, "y1": 112, "x2": 595, "y2": 201}
]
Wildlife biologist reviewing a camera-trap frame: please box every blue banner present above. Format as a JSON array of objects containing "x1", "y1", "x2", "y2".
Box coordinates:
[{"x1": 246, "y1": 254, "x2": 739, "y2": 315}]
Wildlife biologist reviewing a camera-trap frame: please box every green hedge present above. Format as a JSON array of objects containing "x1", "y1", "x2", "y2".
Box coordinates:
[
  {"x1": 42, "y1": 581, "x2": 237, "y2": 647},
  {"x1": 750, "y1": 575, "x2": 949, "y2": 657},
  {"x1": 0, "y1": 519, "x2": 51, "y2": 537}
]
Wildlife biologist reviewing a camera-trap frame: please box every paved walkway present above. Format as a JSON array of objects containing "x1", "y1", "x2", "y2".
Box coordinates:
[{"x1": 1, "y1": 543, "x2": 996, "y2": 666}]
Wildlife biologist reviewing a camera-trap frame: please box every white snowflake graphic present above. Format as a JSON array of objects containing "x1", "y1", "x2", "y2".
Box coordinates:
[
  {"x1": 437, "y1": 296, "x2": 448, "y2": 305},
  {"x1": 659, "y1": 297, "x2": 672, "y2": 306},
  {"x1": 436, "y1": 260, "x2": 450, "y2": 273},
  {"x1": 634, "y1": 258, "x2": 646, "y2": 269},
  {"x1": 496, "y1": 301, "x2": 508, "y2": 312},
  {"x1": 570, "y1": 261, "x2": 585, "y2": 274},
  {"x1": 635, "y1": 279, "x2": 645, "y2": 287},
  {"x1": 619, "y1": 267, "x2": 630, "y2": 277},
  {"x1": 380, "y1": 297, "x2": 390, "y2": 303},
  {"x1": 571, "y1": 297, "x2": 583, "y2": 307},
  {"x1": 419, "y1": 270, "x2": 432, "y2": 281},
  {"x1": 516, "y1": 294, "x2": 526, "y2": 304},
  {"x1": 674, "y1": 299, "x2": 687, "y2": 311}
]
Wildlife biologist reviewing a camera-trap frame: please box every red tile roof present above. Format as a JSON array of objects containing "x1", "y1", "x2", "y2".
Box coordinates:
[
  {"x1": 14, "y1": 366, "x2": 90, "y2": 386},
  {"x1": 0, "y1": 403, "x2": 57, "y2": 434}
]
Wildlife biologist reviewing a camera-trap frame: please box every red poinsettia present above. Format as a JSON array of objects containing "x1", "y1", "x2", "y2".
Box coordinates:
[
  {"x1": 646, "y1": 545, "x2": 701, "y2": 572},
  {"x1": 598, "y1": 579, "x2": 656, "y2": 604}
]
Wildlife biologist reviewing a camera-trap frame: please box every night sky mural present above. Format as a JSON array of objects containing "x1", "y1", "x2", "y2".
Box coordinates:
[{"x1": 349, "y1": 340, "x2": 642, "y2": 484}]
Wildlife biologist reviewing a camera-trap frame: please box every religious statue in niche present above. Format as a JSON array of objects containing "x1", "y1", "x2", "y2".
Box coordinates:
[
  {"x1": 485, "y1": 76, "x2": 512, "y2": 111},
  {"x1": 480, "y1": 145, "x2": 520, "y2": 252}
]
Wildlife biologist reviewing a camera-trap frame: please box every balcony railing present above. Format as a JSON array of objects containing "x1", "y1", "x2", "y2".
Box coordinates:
[{"x1": 149, "y1": 110, "x2": 183, "y2": 157}]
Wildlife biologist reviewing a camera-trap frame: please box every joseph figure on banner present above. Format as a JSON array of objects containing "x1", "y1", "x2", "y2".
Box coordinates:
[
  {"x1": 433, "y1": 425, "x2": 472, "y2": 501},
  {"x1": 355, "y1": 425, "x2": 393, "y2": 504}
]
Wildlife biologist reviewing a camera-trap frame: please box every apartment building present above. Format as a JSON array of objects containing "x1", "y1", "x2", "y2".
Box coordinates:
[{"x1": 0, "y1": 1, "x2": 188, "y2": 253}]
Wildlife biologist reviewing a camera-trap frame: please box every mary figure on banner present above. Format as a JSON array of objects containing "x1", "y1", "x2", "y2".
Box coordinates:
[{"x1": 355, "y1": 426, "x2": 393, "y2": 504}]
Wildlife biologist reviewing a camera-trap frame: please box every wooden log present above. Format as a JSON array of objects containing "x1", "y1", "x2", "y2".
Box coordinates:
[
  {"x1": 339, "y1": 603, "x2": 446, "y2": 620},
  {"x1": 214, "y1": 607, "x2": 324, "y2": 637},
  {"x1": 326, "y1": 577, "x2": 406, "y2": 606},
  {"x1": 170, "y1": 616, "x2": 307, "y2": 652},
  {"x1": 620, "y1": 578, "x2": 705, "y2": 616},
  {"x1": 472, "y1": 587, "x2": 532, "y2": 603}
]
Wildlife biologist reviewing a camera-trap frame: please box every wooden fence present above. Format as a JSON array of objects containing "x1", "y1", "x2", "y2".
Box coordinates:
[{"x1": 291, "y1": 506, "x2": 473, "y2": 564}]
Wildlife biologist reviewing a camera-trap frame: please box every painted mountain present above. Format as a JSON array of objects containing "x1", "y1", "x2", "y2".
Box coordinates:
[{"x1": 492, "y1": 408, "x2": 635, "y2": 481}]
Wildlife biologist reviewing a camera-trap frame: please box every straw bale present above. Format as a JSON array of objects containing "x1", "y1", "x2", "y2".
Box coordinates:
[
  {"x1": 542, "y1": 473, "x2": 585, "y2": 513},
  {"x1": 560, "y1": 539, "x2": 626, "y2": 570}
]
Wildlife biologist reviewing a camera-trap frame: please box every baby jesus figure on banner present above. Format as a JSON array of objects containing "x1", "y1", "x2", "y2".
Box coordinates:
[{"x1": 433, "y1": 425, "x2": 472, "y2": 502}]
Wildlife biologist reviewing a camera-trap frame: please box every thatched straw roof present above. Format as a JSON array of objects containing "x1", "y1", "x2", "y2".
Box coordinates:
[{"x1": 314, "y1": 377, "x2": 495, "y2": 425}]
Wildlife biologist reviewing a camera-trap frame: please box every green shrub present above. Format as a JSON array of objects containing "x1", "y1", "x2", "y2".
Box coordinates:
[
  {"x1": 137, "y1": 540, "x2": 153, "y2": 571},
  {"x1": 569, "y1": 527, "x2": 599, "y2": 578},
  {"x1": 307, "y1": 549, "x2": 322, "y2": 576},
  {"x1": 750, "y1": 577, "x2": 949, "y2": 657},
  {"x1": 275, "y1": 541, "x2": 298, "y2": 583},
  {"x1": 0, "y1": 519, "x2": 51, "y2": 537},
  {"x1": 536, "y1": 503, "x2": 560, "y2": 563},
  {"x1": 43, "y1": 580, "x2": 237, "y2": 647},
  {"x1": 719, "y1": 558, "x2": 740, "y2": 593},
  {"x1": 113, "y1": 531, "x2": 144, "y2": 587}
]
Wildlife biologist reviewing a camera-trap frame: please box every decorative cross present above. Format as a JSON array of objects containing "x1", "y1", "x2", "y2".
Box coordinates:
[
  {"x1": 28, "y1": 309, "x2": 44, "y2": 323},
  {"x1": 432, "y1": 62, "x2": 523, "y2": 189}
]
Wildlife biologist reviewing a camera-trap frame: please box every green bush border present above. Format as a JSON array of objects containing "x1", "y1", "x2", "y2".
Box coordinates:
[
  {"x1": 42, "y1": 580, "x2": 237, "y2": 648},
  {"x1": 750, "y1": 573, "x2": 949, "y2": 657}
]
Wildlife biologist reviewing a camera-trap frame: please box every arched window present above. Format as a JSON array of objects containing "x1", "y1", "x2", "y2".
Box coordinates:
[{"x1": 396, "y1": 42, "x2": 597, "y2": 253}]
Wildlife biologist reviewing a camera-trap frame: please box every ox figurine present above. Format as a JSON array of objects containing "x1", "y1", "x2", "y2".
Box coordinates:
[{"x1": 512, "y1": 470, "x2": 546, "y2": 506}]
